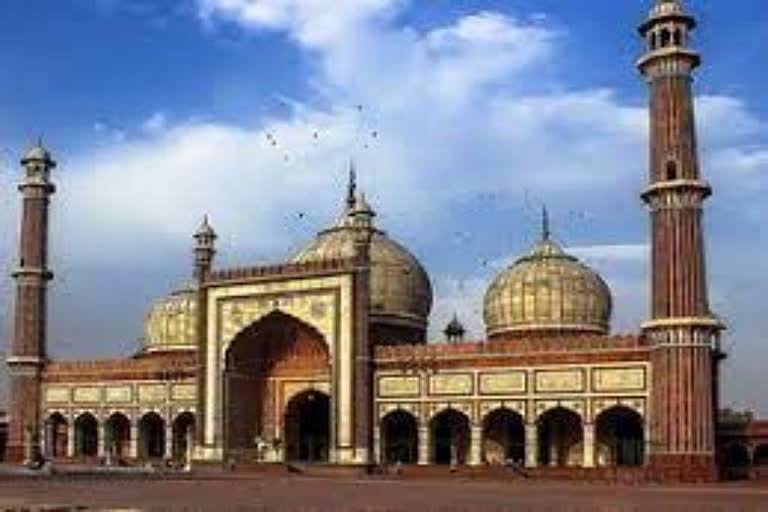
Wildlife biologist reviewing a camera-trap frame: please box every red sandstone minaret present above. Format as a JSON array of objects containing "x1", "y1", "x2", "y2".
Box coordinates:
[
  {"x1": 6, "y1": 142, "x2": 56, "y2": 463},
  {"x1": 638, "y1": 0, "x2": 724, "y2": 482}
]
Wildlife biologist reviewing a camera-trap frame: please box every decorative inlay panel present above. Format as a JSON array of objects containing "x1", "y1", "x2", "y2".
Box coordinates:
[
  {"x1": 45, "y1": 387, "x2": 70, "y2": 403},
  {"x1": 138, "y1": 384, "x2": 167, "y2": 403},
  {"x1": 171, "y1": 384, "x2": 197, "y2": 401},
  {"x1": 378, "y1": 376, "x2": 420, "y2": 397},
  {"x1": 592, "y1": 367, "x2": 646, "y2": 392},
  {"x1": 429, "y1": 374, "x2": 473, "y2": 396},
  {"x1": 479, "y1": 372, "x2": 526, "y2": 395},
  {"x1": 535, "y1": 369, "x2": 584, "y2": 393},
  {"x1": 73, "y1": 387, "x2": 101, "y2": 404},
  {"x1": 105, "y1": 386, "x2": 132, "y2": 403}
]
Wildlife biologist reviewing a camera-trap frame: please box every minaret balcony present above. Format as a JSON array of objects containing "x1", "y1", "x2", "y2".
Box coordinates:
[{"x1": 637, "y1": 47, "x2": 700, "y2": 75}]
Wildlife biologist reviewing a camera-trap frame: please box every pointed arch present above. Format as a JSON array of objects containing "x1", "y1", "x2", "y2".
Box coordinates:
[
  {"x1": 74, "y1": 413, "x2": 99, "y2": 458},
  {"x1": 105, "y1": 412, "x2": 131, "y2": 460},
  {"x1": 595, "y1": 406, "x2": 644, "y2": 466},
  {"x1": 46, "y1": 412, "x2": 68, "y2": 458},
  {"x1": 482, "y1": 408, "x2": 525, "y2": 465},
  {"x1": 138, "y1": 412, "x2": 165, "y2": 459},
  {"x1": 380, "y1": 409, "x2": 418, "y2": 464},
  {"x1": 172, "y1": 412, "x2": 195, "y2": 462},
  {"x1": 283, "y1": 390, "x2": 330, "y2": 463},
  {"x1": 537, "y1": 407, "x2": 583, "y2": 467},
  {"x1": 225, "y1": 310, "x2": 331, "y2": 458},
  {"x1": 430, "y1": 409, "x2": 470, "y2": 465}
]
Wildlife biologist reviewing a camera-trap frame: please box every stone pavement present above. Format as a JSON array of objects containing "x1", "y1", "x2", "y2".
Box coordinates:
[{"x1": 0, "y1": 473, "x2": 766, "y2": 511}]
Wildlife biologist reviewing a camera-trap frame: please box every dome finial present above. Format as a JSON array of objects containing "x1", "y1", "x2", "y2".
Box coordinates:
[
  {"x1": 346, "y1": 159, "x2": 357, "y2": 210},
  {"x1": 541, "y1": 205, "x2": 551, "y2": 241}
]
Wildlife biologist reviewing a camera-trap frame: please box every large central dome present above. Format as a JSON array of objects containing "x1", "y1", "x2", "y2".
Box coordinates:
[
  {"x1": 483, "y1": 216, "x2": 612, "y2": 340},
  {"x1": 291, "y1": 174, "x2": 433, "y2": 345}
]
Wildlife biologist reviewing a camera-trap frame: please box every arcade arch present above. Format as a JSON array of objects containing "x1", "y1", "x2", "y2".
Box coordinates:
[
  {"x1": 380, "y1": 410, "x2": 418, "y2": 464},
  {"x1": 537, "y1": 407, "x2": 583, "y2": 467}
]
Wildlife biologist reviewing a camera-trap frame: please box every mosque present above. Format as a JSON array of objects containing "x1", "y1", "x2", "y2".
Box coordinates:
[{"x1": 4, "y1": 0, "x2": 767, "y2": 482}]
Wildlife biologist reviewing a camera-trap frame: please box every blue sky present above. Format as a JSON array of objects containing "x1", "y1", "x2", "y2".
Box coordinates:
[{"x1": 0, "y1": 0, "x2": 767, "y2": 414}]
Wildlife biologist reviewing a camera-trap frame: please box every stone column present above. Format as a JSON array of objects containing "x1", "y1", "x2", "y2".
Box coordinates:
[
  {"x1": 373, "y1": 425, "x2": 381, "y2": 464},
  {"x1": 66, "y1": 420, "x2": 75, "y2": 458},
  {"x1": 525, "y1": 423, "x2": 538, "y2": 468},
  {"x1": 98, "y1": 420, "x2": 106, "y2": 458},
  {"x1": 582, "y1": 423, "x2": 595, "y2": 468},
  {"x1": 468, "y1": 425, "x2": 483, "y2": 466},
  {"x1": 418, "y1": 426, "x2": 429, "y2": 465},
  {"x1": 129, "y1": 423, "x2": 139, "y2": 459},
  {"x1": 165, "y1": 423, "x2": 173, "y2": 460},
  {"x1": 44, "y1": 420, "x2": 54, "y2": 459}
]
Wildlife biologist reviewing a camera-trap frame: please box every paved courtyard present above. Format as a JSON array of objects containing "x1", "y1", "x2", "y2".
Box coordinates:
[{"x1": 0, "y1": 474, "x2": 766, "y2": 511}]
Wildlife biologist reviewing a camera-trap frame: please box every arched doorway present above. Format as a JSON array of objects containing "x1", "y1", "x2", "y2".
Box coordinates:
[
  {"x1": 721, "y1": 442, "x2": 752, "y2": 480},
  {"x1": 225, "y1": 311, "x2": 330, "y2": 460},
  {"x1": 380, "y1": 410, "x2": 418, "y2": 464},
  {"x1": 482, "y1": 408, "x2": 525, "y2": 465},
  {"x1": 139, "y1": 412, "x2": 165, "y2": 459},
  {"x1": 754, "y1": 444, "x2": 768, "y2": 466},
  {"x1": 172, "y1": 412, "x2": 195, "y2": 462},
  {"x1": 595, "y1": 406, "x2": 644, "y2": 466},
  {"x1": 430, "y1": 409, "x2": 470, "y2": 465},
  {"x1": 284, "y1": 390, "x2": 330, "y2": 463},
  {"x1": 47, "y1": 413, "x2": 68, "y2": 458},
  {"x1": 104, "y1": 413, "x2": 131, "y2": 460},
  {"x1": 74, "y1": 413, "x2": 99, "y2": 458},
  {"x1": 537, "y1": 407, "x2": 583, "y2": 467}
]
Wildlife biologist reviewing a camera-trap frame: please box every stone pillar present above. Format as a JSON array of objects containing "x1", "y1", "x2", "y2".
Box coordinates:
[
  {"x1": 98, "y1": 420, "x2": 106, "y2": 458},
  {"x1": 185, "y1": 427, "x2": 193, "y2": 471},
  {"x1": 165, "y1": 422, "x2": 173, "y2": 460},
  {"x1": 66, "y1": 420, "x2": 75, "y2": 458},
  {"x1": 44, "y1": 420, "x2": 54, "y2": 459},
  {"x1": 373, "y1": 425, "x2": 381, "y2": 464},
  {"x1": 525, "y1": 423, "x2": 538, "y2": 468},
  {"x1": 582, "y1": 423, "x2": 595, "y2": 468},
  {"x1": 468, "y1": 425, "x2": 483, "y2": 466},
  {"x1": 418, "y1": 426, "x2": 429, "y2": 465},
  {"x1": 129, "y1": 423, "x2": 139, "y2": 459}
]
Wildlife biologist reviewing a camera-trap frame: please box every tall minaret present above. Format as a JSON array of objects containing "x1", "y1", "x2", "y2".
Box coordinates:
[
  {"x1": 6, "y1": 142, "x2": 56, "y2": 463},
  {"x1": 638, "y1": 0, "x2": 723, "y2": 482}
]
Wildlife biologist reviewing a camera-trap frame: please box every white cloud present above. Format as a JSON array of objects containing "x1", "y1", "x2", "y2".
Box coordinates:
[
  {"x1": 196, "y1": 0, "x2": 401, "y2": 47},
  {"x1": 142, "y1": 112, "x2": 169, "y2": 135}
]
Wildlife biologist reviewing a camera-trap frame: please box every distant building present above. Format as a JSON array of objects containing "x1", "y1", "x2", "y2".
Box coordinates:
[{"x1": 3, "y1": 1, "x2": 761, "y2": 482}]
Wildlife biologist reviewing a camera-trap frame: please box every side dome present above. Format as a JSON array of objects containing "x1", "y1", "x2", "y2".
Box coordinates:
[
  {"x1": 483, "y1": 226, "x2": 612, "y2": 340},
  {"x1": 142, "y1": 285, "x2": 198, "y2": 353},
  {"x1": 291, "y1": 180, "x2": 432, "y2": 345}
]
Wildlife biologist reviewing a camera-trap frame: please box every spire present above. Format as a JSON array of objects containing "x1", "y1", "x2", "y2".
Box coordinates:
[
  {"x1": 346, "y1": 159, "x2": 357, "y2": 210},
  {"x1": 541, "y1": 205, "x2": 551, "y2": 241}
]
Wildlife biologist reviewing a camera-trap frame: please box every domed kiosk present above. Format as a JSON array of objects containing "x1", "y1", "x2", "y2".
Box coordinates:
[{"x1": 483, "y1": 210, "x2": 612, "y2": 340}]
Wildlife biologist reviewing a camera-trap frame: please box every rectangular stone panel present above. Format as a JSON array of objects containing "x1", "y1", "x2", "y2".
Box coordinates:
[
  {"x1": 593, "y1": 367, "x2": 646, "y2": 392},
  {"x1": 73, "y1": 387, "x2": 101, "y2": 403},
  {"x1": 377, "y1": 376, "x2": 420, "y2": 398},
  {"x1": 535, "y1": 369, "x2": 584, "y2": 393},
  {"x1": 479, "y1": 372, "x2": 526, "y2": 395},
  {"x1": 45, "y1": 387, "x2": 70, "y2": 404},
  {"x1": 429, "y1": 374, "x2": 473, "y2": 396},
  {"x1": 171, "y1": 384, "x2": 197, "y2": 401},
  {"x1": 105, "y1": 386, "x2": 132, "y2": 403},
  {"x1": 138, "y1": 384, "x2": 167, "y2": 403}
]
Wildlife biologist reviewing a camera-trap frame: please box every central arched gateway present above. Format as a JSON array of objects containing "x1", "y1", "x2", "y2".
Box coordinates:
[
  {"x1": 284, "y1": 390, "x2": 330, "y2": 462},
  {"x1": 224, "y1": 310, "x2": 331, "y2": 461}
]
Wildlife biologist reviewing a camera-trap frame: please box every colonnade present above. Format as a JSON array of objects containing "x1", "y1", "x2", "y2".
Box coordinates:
[
  {"x1": 375, "y1": 405, "x2": 646, "y2": 468},
  {"x1": 41, "y1": 410, "x2": 195, "y2": 463}
]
